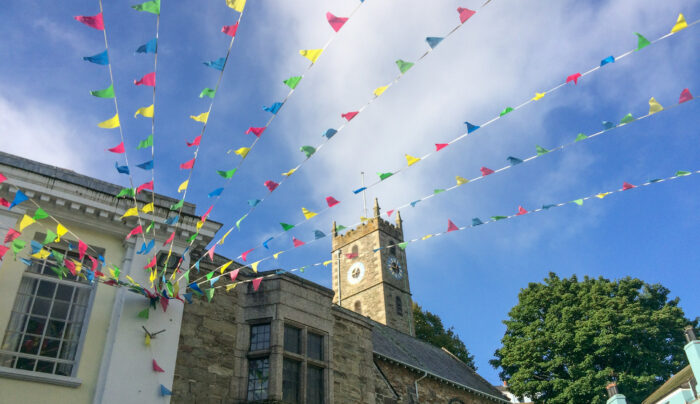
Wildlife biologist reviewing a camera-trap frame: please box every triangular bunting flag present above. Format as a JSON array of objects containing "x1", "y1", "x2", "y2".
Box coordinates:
[
  {"x1": 671, "y1": 13, "x2": 688, "y2": 33},
  {"x1": 252, "y1": 277, "x2": 263, "y2": 291},
  {"x1": 446, "y1": 220, "x2": 458, "y2": 232},
  {"x1": 299, "y1": 49, "x2": 323, "y2": 63},
  {"x1": 405, "y1": 154, "x2": 420, "y2": 166},
  {"x1": 396, "y1": 59, "x2": 414, "y2": 74},
  {"x1": 74, "y1": 13, "x2": 104, "y2": 30},
  {"x1": 302, "y1": 208, "x2": 317, "y2": 220},
  {"x1": 648, "y1": 97, "x2": 663, "y2": 114},
  {"x1": 326, "y1": 12, "x2": 348, "y2": 32}
]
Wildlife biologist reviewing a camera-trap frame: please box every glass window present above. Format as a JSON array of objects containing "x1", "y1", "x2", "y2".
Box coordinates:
[
  {"x1": 250, "y1": 323, "x2": 271, "y2": 351},
  {"x1": 284, "y1": 325, "x2": 301, "y2": 354},
  {"x1": 307, "y1": 333, "x2": 323, "y2": 361},
  {"x1": 282, "y1": 358, "x2": 301, "y2": 403},
  {"x1": 246, "y1": 357, "x2": 269, "y2": 401},
  {"x1": 306, "y1": 365, "x2": 324, "y2": 404},
  {"x1": 396, "y1": 296, "x2": 403, "y2": 316}
]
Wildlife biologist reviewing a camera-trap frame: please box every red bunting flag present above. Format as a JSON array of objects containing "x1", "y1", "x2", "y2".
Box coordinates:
[
  {"x1": 326, "y1": 196, "x2": 340, "y2": 207},
  {"x1": 134, "y1": 72, "x2": 156, "y2": 86},
  {"x1": 126, "y1": 225, "x2": 143, "y2": 240},
  {"x1": 241, "y1": 248, "x2": 254, "y2": 262},
  {"x1": 160, "y1": 297, "x2": 168, "y2": 313},
  {"x1": 566, "y1": 73, "x2": 582, "y2": 85},
  {"x1": 152, "y1": 359, "x2": 165, "y2": 373},
  {"x1": 0, "y1": 173, "x2": 6, "y2": 184},
  {"x1": 64, "y1": 259, "x2": 77, "y2": 276},
  {"x1": 446, "y1": 219, "x2": 459, "y2": 232},
  {"x1": 622, "y1": 182, "x2": 636, "y2": 190},
  {"x1": 78, "y1": 240, "x2": 88, "y2": 260},
  {"x1": 200, "y1": 205, "x2": 213, "y2": 221},
  {"x1": 163, "y1": 232, "x2": 175, "y2": 246},
  {"x1": 186, "y1": 135, "x2": 201, "y2": 147},
  {"x1": 107, "y1": 142, "x2": 125, "y2": 153},
  {"x1": 229, "y1": 268, "x2": 240, "y2": 282},
  {"x1": 0, "y1": 245, "x2": 9, "y2": 260},
  {"x1": 480, "y1": 167, "x2": 495, "y2": 176},
  {"x1": 74, "y1": 12, "x2": 104, "y2": 30},
  {"x1": 252, "y1": 277, "x2": 263, "y2": 291},
  {"x1": 457, "y1": 7, "x2": 476, "y2": 23},
  {"x1": 679, "y1": 88, "x2": 693, "y2": 104},
  {"x1": 245, "y1": 127, "x2": 266, "y2": 137},
  {"x1": 264, "y1": 180, "x2": 278, "y2": 192},
  {"x1": 222, "y1": 22, "x2": 238, "y2": 37},
  {"x1": 4, "y1": 228, "x2": 21, "y2": 244},
  {"x1": 88, "y1": 255, "x2": 98, "y2": 271},
  {"x1": 292, "y1": 237, "x2": 305, "y2": 247},
  {"x1": 342, "y1": 111, "x2": 359, "y2": 121},
  {"x1": 387, "y1": 210, "x2": 394, "y2": 217},
  {"x1": 180, "y1": 158, "x2": 195, "y2": 169},
  {"x1": 345, "y1": 252, "x2": 358, "y2": 259},
  {"x1": 136, "y1": 181, "x2": 154, "y2": 193},
  {"x1": 144, "y1": 255, "x2": 157, "y2": 269},
  {"x1": 0, "y1": 198, "x2": 9, "y2": 208},
  {"x1": 326, "y1": 12, "x2": 348, "y2": 32},
  {"x1": 207, "y1": 245, "x2": 216, "y2": 261},
  {"x1": 516, "y1": 206, "x2": 528, "y2": 216},
  {"x1": 435, "y1": 143, "x2": 448, "y2": 151}
]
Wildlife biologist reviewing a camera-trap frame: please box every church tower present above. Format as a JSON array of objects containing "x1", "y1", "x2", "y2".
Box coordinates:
[{"x1": 331, "y1": 198, "x2": 414, "y2": 336}]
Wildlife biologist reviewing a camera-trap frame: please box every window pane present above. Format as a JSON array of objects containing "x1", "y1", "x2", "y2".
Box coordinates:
[
  {"x1": 20, "y1": 335, "x2": 41, "y2": 355},
  {"x1": 36, "y1": 281, "x2": 56, "y2": 298},
  {"x1": 307, "y1": 333, "x2": 323, "y2": 361},
  {"x1": 283, "y1": 358, "x2": 300, "y2": 403},
  {"x1": 25, "y1": 317, "x2": 46, "y2": 337},
  {"x1": 46, "y1": 320, "x2": 66, "y2": 338},
  {"x1": 59, "y1": 341, "x2": 78, "y2": 361},
  {"x1": 249, "y1": 323, "x2": 270, "y2": 351},
  {"x1": 31, "y1": 297, "x2": 51, "y2": 316},
  {"x1": 2, "y1": 332, "x2": 21, "y2": 352},
  {"x1": 284, "y1": 325, "x2": 301, "y2": 354},
  {"x1": 55, "y1": 285, "x2": 73, "y2": 302},
  {"x1": 35, "y1": 360, "x2": 56, "y2": 374},
  {"x1": 40, "y1": 338, "x2": 61, "y2": 358},
  {"x1": 6, "y1": 313, "x2": 28, "y2": 333},
  {"x1": 55, "y1": 363, "x2": 73, "y2": 377},
  {"x1": 246, "y1": 357, "x2": 269, "y2": 401},
  {"x1": 64, "y1": 322, "x2": 82, "y2": 341},
  {"x1": 51, "y1": 301, "x2": 70, "y2": 320},
  {"x1": 15, "y1": 357, "x2": 36, "y2": 371},
  {"x1": 307, "y1": 365, "x2": 324, "y2": 404}
]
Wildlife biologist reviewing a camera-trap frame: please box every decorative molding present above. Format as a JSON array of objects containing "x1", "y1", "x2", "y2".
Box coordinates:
[{"x1": 0, "y1": 366, "x2": 82, "y2": 388}]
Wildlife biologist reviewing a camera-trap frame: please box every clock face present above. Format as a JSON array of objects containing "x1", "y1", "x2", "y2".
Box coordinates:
[
  {"x1": 347, "y1": 262, "x2": 365, "y2": 285},
  {"x1": 386, "y1": 256, "x2": 403, "y2": 280}
]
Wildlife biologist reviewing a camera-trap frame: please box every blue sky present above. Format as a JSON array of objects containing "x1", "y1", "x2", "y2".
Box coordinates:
[{"x1": 2, "y1": 0, "x2": 699, "y2": 383}]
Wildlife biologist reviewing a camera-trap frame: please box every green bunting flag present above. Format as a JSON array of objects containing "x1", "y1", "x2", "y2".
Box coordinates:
[
  {"x1": 182, "y1": 270, "x2": 190, "y2": 283},
  {"x1": 398, "y1": 242, "x2": 408, "y2": 250},
  {"x1": 205, "y1": 288, "x2": 215, "y2": 302},
  {"x1": 378, "y1": 172, "x2": 393, "y2": 181},
  {"x1": 112, "y1": 265, "x2": 121, "y2": 279},
  {"x1": 187, "y1": 233, "x2": 197, "y2": 243},
  {"x1": 12, "y1": 239, "x2": 26, "y2": 256},
  {"x1": 491, "y1": 216, "x2": 507, "y2": 221},
  {"x1": 535, "y1": 145, "x2": 549, "y2": 155},
  {"x1": 42, "y1": 230, "x2": 57, "y2": 245},
  {"x1": 395, "y1": 59, "x2": 414, "y2": 74},
  {"x1": 283, "y1": 76, "x2": 302, "y2": 89},
  {"x1": 573, "y1": 199, "x2": 584, "y2": 206},
  {"x1": 199, "y1": 88, "x2": 216, "y2": 98},
  {"x1": 165, "y1": 282, "x2": 174, "y2": 297},
  {"x1": 620, "y1": 113, "x2": 635, "y2": 124},
  {"x1": 33, "y1": 208, "x2": 49, "y2": 220},
  {"x1": 116, "y1": 188, "x2": 135, "y2": 198},
  {"x1": 51, "y1": 266, "x2": 65, "y2": 278},
  {"x1": 336, "y1": 225, "x2": 347, "y2": 231},
  {"x1": 170, "y1": 199, "x2": 184, "y2": 211},
  {"x1": 236, "y1": 214, "x2": 248, "y2": 229},
  {"x1": 145, "y1": 221, "x2": 154, "y2": 233},
  {"x1": 90, "y1": 84, "x2": 115, "y2": 98},
  {"x1": 138, "y1": 308, "x2": 150, "y2": 319},
  {"x1": 217, "y1": 169, "x2": 237, "y2": 178},
  {"x1": 575, "y1": 133, "x2": 588, "y2": 142},
  {"x1": 676, "y1": 171, "x2": 691, "y2": 176},
  {"x1": 500, "y1": 107, "x2": 514, "y2": 117},
  {"x1": 300, "y1": 146, "x2": 316, "y2": 158},
  {"x1": 635, "y1": 32, "x2": 651, "y2": 50},
  {"x1": 52, "y1": 250, "x2": 64, "y2": 263},
  {"x1": 280, "y1": 223, "x2": 295, "y2": 231},
  {"x1": 205, "y1": 271, "x2": 214, "y2": 280},
  {"x1": 131, "y1": 0, "x2": 160, "y2": 14},
  {"x1": 433, "y1": 189, "x2": 445, "y2": 194},
  {"x1": 137, "y1": 135, "x2": 154, "y2": 149}
]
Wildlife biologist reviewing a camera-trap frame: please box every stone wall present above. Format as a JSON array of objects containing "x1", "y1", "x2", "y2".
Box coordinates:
[{"x1": 331, "y1": 306, "x2": 376, "y2": 403}]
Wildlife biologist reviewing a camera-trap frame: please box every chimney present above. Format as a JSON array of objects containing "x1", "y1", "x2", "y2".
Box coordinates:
[
  {"x1": 605, "y1": 382, "x2": 627, "y2": 404},
  {"x1": 684, "y1": 326, "x2": 700, "y2": 393}
]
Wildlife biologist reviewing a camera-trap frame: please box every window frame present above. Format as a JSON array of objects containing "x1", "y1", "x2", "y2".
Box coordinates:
[
  {"x1": 282, "y1": 321, "x2": 328, "y2": 404},
  {"x1": 246, "y1": 320, "x2": 273, "y2": 401}
]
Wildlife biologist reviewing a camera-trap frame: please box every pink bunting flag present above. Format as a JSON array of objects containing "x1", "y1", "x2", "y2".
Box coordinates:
[
  {"x1": 622, "y1": 182, "x2": 636, "y2": 190},
  {"x1": 435, "y1": 143, "x2": 448, "y2": 151},
  {"x1": 0, "y1": 198, "x2": 9, "y2": 208},
  {"x1": 78, "y1": 240, "x2": 88, "y2": 260},
  {"x1": 516, "y1": 206, "x2": 528, "y2": 216},
  {"x1": 245, "y1": 127, "x2": 266, "y2": 137},
  {"x1": 180, "y1": 158, "x2": 195, "y2": 169},
  {"x1": 241, "y1": 248, "x2": 254, "y2": 262},
  {"x1": 252, "y1": 277, "x2": 263, "y2": 291},
  {"x1": 0, "y1": 173, "x2": 6, "y2": 184},
  {"x1": 292, "y1": 237, "x2": 305, "y2": 247},
  {"x1": 163, "y1": 232, "x2": 175, "y2": 246},
  {"x1": 200, "y1": 205, "x2": 213, "y2": 222},
  {"x1": 186, "y1": 135, "x2": 201, "y2": 147},
  {"x1": 387, "y1": 210, "x2": 394, "y2": 217},
  {"x1": 457, "y1": 7, "x2": 476, "y2": 23},
  {"x1": 222, "y1": 22, "x2": 239, "y2": 37},
  {"x1": 107, "y1": 142, "x2": 125, "y2": 153},
  {"x1": 326, "y1": 196, "x2": 340, "y2": 207},
  {"x1": 480, "y1": 166, "x2": 494, "y2": 176},
  {"x1": 126, "y1": 225, "x2": 143, "y2": 240},
  {"x1": 229, "y1": 268, "x2": 240, "y2": 282},
  {"x1": 207, "y1": 245, "x2": 216, "y2": 261},
  {"x1": 136, "y1": 181, "x2": 154, "y2": 193},
  {"x1": 144, "y1": 255, "x2": 157, "y2": 269},
  {"x1": 679, "y1": 88, "x2": 693, "y2": 104},
  {"x1": 4, "y1": 228, "x2": 21, "y2": 244},
  {"x1": 326, "y1": 12, "x2": 348, "y2": 32},
  {"x1": 160, "y1": 296, "x2": 168, "y2": 313},
  {"x1": 0, "y1": 245, "x2": 8, "y2": 260},
  {"x1": 566, "y1": 73, "x2": 582, "y2": 85},
  {"x1": 446, "y1": 219, "x2": 459, "y2": 232},
  {"x1": 64, "y1": 259, "x2": 77, "y2": 276},
  {"x1": 345, "y1": 252, "x2": 358, "y2": 259},
  {"x1": 342, "y1": 111, "x2": 359, "y2": 121},
  {"x1": 264, "y1": 180, "x2": 279, "y2": 192},
  {"x1": 134, "y1": 72, "x2": 156, "y2": 86},
  {"x1": 152, "y1": 359, "x2": 165, "y2": 373},
  {"x1": 74, "y1": 12, "x2": 104, "y2": 30},
  {"x1": 88, "y1": 255, "x2": 98, "y2": 271}
]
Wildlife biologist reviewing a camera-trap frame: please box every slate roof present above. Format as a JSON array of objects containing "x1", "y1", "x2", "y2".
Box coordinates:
[{"x1": 371, "y1": 320, "x2": 509, "y2": 402}]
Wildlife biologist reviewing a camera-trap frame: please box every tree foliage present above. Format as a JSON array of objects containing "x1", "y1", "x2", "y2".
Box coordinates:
[
  {"x1": 413, "y1": 302, "x2": 476, "y2": 369},
  {"x1": 490, "y1": 272, "x2": 696, "y2": 404}
]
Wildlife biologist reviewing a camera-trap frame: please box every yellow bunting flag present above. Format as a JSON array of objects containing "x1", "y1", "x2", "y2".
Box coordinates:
[
  {"x1": 596, "y1": 192, "x2": 611, "y2": 199},
  {"x1": 226, "y1": 283, "x2": 237, "y2": 292},
  {"x1": 273, "y1": 251, "x2": 284, "y2": 260},
  {"x1": 190, "y1": 112, "x2": 209, "y2": 123},
  {"x1": 671, "y1": 13, "x2": 688, "y2": 33},
  {"x1": 196, "y1": 221, "x2": 204, "y2": 230},
  {"x1": 220, "y1": 260, "x2": 233, "y2": 274},
  {"x1": 233, "y1": 147, "x2": 250, "y2": 158},
  {"x1": 178, "y1": 180, "x2": 189, "y2": 193},
  {"x1": 323, "y1": 260, "x2": 332, "y2": 266},
  {"x1": 282, "y1": 168, "x2": 296, "y2": 177},
  {"x1": 299, "y1": 49, "x2": 323, "y2": 64},
  {"x1": 302, "y1": 207, "x2": 317, "y2": 220},
  {"x1": 32, "y1": 249, "x2": 51, "y2": 260},
  {"x1": 145, "y1": 333, "x2": 151, "y2": 346},
  {"x1": 456, "y1": 176, "x2": 469, "y2": 185},
  {"x1": 648, "y1": 97, "x2": 663, "y2": 115},
  {"x1": 374, "y1": 85, "x2": 389, "y2": 97},
  {"x1": 126, "y1": 275, "x2": 137, "y2": 285},
  {"x1": 109, "y1": 268, "x2": 119, "y2": 279},
  {"x1": 421, "y1": 234, "x2": 433, "y2": 240},
  {"x1": 149, "y1": 268, "x2": 157, "y2": 283},
  {"x1": 405, "y1": 154, "x2": 421, "y2": 166},
  {"x1": 251, "y1": 261, "x2": 260, "y2": 273},
  {"x1": 56, "y1": 224, "x2": 68, "y2": 242},
  {"x1": 226, "y1": 0, "x2": 246, "y2": 12},
  {"x1": 74, "y1": 261, "x2": 82, "y2": 274},
  {"x1": 134, "y1": 104, "x2": 154, "y2": 118},
  {"x1": 532, "y1": 92, "x2": 546, "y2": 101},
  {"x1": 142, "y1": 203, "x2": 154, "y2": 213},
  {"x1": 360, "y1": 216, "x2": 370, "y2": 222},
  {"x1": 218, "y1": 228, "x2": 233, "y2": 245},
  {"x1": 19, "y1": 215, "x2": 36, "y2": 232},
  {"x1": 120, "y1": 207, "x2": 139, "y2": 219},
  {"x1": 97, "y1": 113, "x2": 120, "y2": 129}
]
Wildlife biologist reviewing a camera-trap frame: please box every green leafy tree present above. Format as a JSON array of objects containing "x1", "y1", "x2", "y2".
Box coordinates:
[
  {"x1": 490, "y1": 272, "x2": 696, "y2": 404},
  {"x1": 413, "y1": 302, "x2": 476, "y2": 369}
]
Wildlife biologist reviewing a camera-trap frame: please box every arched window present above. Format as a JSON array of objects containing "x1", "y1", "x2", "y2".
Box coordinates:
[
  {"x1": 351, "y1": 245, "x2": 358, "y2": 258},
  {"x1": 396, "y1": 296, "x2": 403, "y2": 316},
  {"x1": 354, "y1": 301, "x2": 362, "y2": 315}
]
